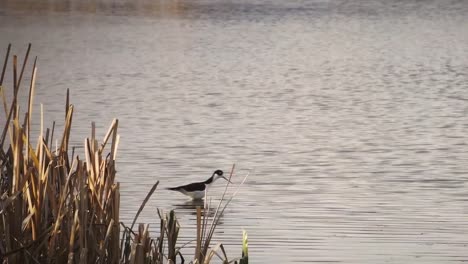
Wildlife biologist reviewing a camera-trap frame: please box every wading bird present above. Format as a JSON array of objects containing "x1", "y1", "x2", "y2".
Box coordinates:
[{"x1": 167, "y1": 170, "x2": 231, "y2": 200}]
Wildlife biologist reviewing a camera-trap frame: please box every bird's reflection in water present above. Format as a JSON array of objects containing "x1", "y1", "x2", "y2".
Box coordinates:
[
  {"x1": 174, "y1": 200, "x2": 226, "y2": 225},
  {"x1": 175, "y1": 199, "x2": 205, "y2": 211}
]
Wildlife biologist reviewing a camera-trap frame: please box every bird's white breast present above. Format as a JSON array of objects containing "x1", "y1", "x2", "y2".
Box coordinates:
[{"x1": 184, "y1": 190, "x2": 205, "y2": 200}]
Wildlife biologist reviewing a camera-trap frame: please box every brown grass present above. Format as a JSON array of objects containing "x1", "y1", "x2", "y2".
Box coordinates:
[{"x1": 1, "y1": 43, "x2": 121, "y2": 263}]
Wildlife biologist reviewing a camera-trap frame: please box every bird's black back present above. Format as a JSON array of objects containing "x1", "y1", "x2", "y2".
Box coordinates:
[{"x1": 168, "y1": 181, "x2": 206, "y2": 192}]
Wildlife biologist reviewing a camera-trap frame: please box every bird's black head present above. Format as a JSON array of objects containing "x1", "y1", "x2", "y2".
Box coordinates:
[{"x1": 205, "y1": 169, "x2": 228, "y2": 184}]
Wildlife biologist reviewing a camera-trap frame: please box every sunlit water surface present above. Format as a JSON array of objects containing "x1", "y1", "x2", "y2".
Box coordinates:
[{"x1": 1, "y1": 0, "x2": 468, "y2": 263}]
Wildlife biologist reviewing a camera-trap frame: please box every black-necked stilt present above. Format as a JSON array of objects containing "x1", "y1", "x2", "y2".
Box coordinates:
[{"x1": 167, "y1": 170, "x2": 230, "y2": 200}]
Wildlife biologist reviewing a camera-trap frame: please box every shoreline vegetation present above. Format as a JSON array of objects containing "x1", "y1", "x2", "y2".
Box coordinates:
[{"x1": 0, "y1": 44, "x2": 248, "y2": 264}]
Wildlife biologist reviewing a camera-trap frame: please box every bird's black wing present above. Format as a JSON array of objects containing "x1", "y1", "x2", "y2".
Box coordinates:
[{"x1": 168, "y1": 182, "x2": 206, "y2": 192}]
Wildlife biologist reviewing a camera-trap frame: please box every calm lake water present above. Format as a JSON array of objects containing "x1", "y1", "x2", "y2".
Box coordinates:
[{"x1": 2, "y1": 0, "x2": 468, "y2": 263}]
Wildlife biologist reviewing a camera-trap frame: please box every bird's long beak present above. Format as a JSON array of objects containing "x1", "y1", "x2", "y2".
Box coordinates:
[{"x1": 221, "y1": 176, "x2": 233, "y2": 184}]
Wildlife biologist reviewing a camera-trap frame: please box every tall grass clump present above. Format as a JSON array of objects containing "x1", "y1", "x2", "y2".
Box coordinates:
[
  {"x1": 0, "y1": 44, "x2": 249, "y2": 264},
  {"x1": 0, "y1": 44, "x2": 121, "y2": 263}
]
